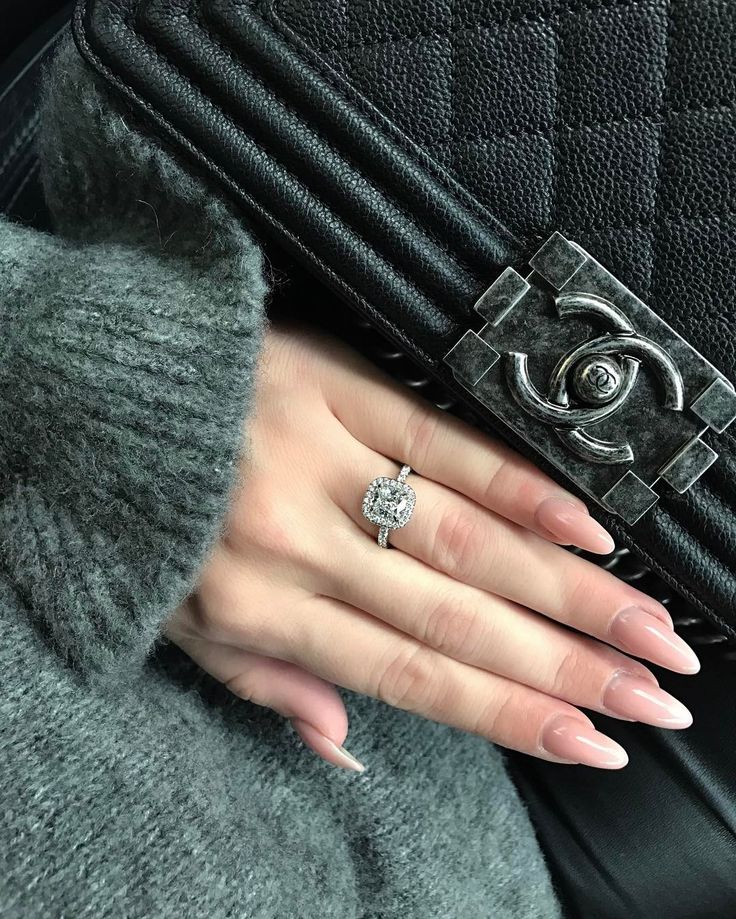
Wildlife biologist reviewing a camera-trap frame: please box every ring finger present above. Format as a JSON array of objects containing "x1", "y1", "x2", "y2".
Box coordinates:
[
  {"x1": 331, "y1": 445, "x2": 700, "y2": 677},
  {"x1": 322, "y1": 451, "x2": 696, "y2": 725}
]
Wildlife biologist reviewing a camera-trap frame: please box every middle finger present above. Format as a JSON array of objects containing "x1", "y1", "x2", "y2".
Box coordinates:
[{"x1": 332, "y1": 446, "x2": 700, "y2": 676}]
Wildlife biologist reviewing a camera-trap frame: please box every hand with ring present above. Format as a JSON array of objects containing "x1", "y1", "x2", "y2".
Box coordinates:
[{"x1": 165, "y1": 321, "x2": 701, "y2": 772}]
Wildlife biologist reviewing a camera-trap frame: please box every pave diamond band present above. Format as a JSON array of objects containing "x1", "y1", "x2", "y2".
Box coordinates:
[{"x1": 361, "y1": 463, "x2": 416, "y2": 548}]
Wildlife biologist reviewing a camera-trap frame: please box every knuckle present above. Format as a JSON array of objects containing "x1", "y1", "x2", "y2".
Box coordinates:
[
  {"x1": 558, "y1": 565, "x2": 589, "y2": 618},
  {"x1": 193, "y1": 556, "x2": 249, "y2": 637},
  {"x1": 422, "y1": 591, "x2": 484, "y2": 661},
  {"x1": 249, "y1": 494, "x2": 291, "y2": 555},
  {"x1": 547, "y1": 646, "x2": 585, "y2": 699},
  {"x1": 433, "y1": 505, "x2": 488, "y2": 580},
  {"x1": 185, "y1": 594, "x2": 221, "y2": 637},
  {"x1": 373, "y1": 642, "x2": 439, "y2": 714},
  {"x1": 470, "y1": 691, "x2": 516, "y2": 742},
  {"x1": 480, "y1": 455, "x2": 509, "y2": 508},
  {"x1": 225, "y1": 670, "x2": 270, "y2": 708},
  {"x1": 563, "y1": 567, "x2": 608, "y2": 629},
  {"x1": 405, "y1": 402, "x2": 442, "y2": 470},
  {"x1": 481, "y1": 445, "x2": 539, "y2": 509}
]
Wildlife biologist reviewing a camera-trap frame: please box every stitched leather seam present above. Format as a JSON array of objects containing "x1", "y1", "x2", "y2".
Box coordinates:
[
  {"x1": 181, "y1": 1, "x2": 494, "y2": 300},
  {"x1": 259, "y1": 0, "x2": 736, "y2": 419},
  {"x1": 449, "y1": 0, "x2": 456, "y2": 226},
  {"x1": 256, "y1": 1, "x2": 524, "y2": 249},
  {"x1": 265, "y1": 1, "x2": 736, "y2": 252},
  {"x1": 446, "y1": 99, "x2": 736, "y2": 154},
  {"x1": 550, "y1": 9, "x2": 560, "y2": 268},
  {"x1": 75, "y1": 1, "x2": 736, "y2": 630},
  {"x1": 645, "y1": 0, "x2": 736, "y2": 462},
  {"x1": 73, "y1": 1, "x2": 436, "y2": 365},
  {"x1": 123, "y1": 0, "x2": 484, "y2": 340},
  {"x1": 514, "y1": 208, "x2": 736, "y2": 237},
  {"x1": 649, "y1": 0, "x2": 673, "y2": 301},
  {"x1": 263, "y1": 0, "x2": 736, "y2": 334},
  {"x1": 261, "y1": 0, "x2": 736, "y2": 601},
  {"x1": 259, "y1": 0, "x2": 736, "y2": 482},
  {"x1": 612, "y1": 507, "x2": 736, "y2": 640},
  {"x1": 268, "y1": 0, "x2": 655, "y2": 56}
]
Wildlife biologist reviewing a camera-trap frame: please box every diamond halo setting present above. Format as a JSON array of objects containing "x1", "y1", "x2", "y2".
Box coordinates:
[{"x1": 361, "y1": 463, "x2": 416, "y2": 548}]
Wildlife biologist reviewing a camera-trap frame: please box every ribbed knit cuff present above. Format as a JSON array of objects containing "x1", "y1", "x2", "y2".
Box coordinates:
[{"x1": 0, "y1": 38, "x2": 268, "y2": 678}]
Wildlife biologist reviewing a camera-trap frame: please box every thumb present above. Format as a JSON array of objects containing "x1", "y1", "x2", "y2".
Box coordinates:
[{"x1": 173, "y1": 637, "x2": 366, "y2": 773}]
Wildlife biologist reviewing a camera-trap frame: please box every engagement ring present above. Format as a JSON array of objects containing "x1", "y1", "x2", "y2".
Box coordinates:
[{"x1": 361, "y1": 463, "x2": 416, "y2": 548}]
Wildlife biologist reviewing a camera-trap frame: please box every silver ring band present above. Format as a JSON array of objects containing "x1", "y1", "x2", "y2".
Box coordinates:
[{"x1": 361, "y1": 463, "x2": 416, "y2": 548}]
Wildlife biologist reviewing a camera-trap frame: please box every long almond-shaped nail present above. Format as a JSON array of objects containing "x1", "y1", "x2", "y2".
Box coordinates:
[
  {"x1": 541, "y1": 715, "x2": 628, "y2": 769},
  {"x1": 535, "y1": 496, "x2": 615, "y2": 554},
  {"x1": 609, "y1": 606, "x2": 700, "y2": 673},
  {"x1": 322, "y1": 737, "x2": 366, "y2": 773},
  {"x1": 602, "y1": 671, "x2": 693, "y2": 728},
  {"x1": 291, "y1": 718, "x2": 366, "y2": 773}
]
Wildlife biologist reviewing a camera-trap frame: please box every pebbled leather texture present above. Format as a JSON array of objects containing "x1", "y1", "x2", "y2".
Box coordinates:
[{"x1": 72, "y1": 0, "x2": 736, "y2": 635}]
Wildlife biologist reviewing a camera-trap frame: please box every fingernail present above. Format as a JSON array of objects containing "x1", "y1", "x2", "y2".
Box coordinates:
[
  {"x1": 541, "y1": 714, "x2": 628, "y2": 769},
  {"x1": 653, "y1": 605, "x2": 675, "y2": 629},
  {"x1": 535, "y1": 496, "x2": 615, "y2": 554},
  {"x1": 291, "y1": 718, "x2": 367, "y2": 773},
  {"x1": 609, "y1": 606, "x2": 700, "y2": 673},
  {"x1": 603, "y1": 665, "x2": 658, "y2": 721},
  {"x1": 322, "y1": 738, "x2": 367, "y2": 773},
  {"x1": 602, "y1": 671, "x2": 693, "y2": 728}
]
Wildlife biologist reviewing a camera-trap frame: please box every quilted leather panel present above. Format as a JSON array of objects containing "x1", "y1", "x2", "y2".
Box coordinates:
[
  {"x1": 72, "y1": 0, "x2": 736, "y2": 635},
  {"x1": 264, "y1": 0, "x2": 736, "y2": 625},
  {"x1": 270, "y1": 0, "x2": 735, "y2": 381}
]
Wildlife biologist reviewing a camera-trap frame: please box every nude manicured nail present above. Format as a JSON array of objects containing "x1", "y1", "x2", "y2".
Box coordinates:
[
  {"x1": 603, "y1": 671, "x2": 693, "y2": 728},
  {"x1": 609, "y1": 606, "x2": 700, "y2": 673},
  {"x1": 535, "y1": 496, "x2": 615, "y2": 554},
  {"x1": 541, "y1": 715, "x2": 628, "y2": 769},
  {"x1": 322, "y1": 738, "x2": 367, "y2": 773},
  {"x1": 291, "y1": 719, "x2": 366, "y2": 773}
]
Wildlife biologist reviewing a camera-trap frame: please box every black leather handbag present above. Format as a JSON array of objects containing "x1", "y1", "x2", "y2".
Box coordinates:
[{"x1": 71, "y1": 0, "x2": 736, "y2": 637}]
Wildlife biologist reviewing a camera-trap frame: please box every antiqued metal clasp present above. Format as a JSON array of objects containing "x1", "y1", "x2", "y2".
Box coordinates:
[{"x1": 444, "y1": 231, "x2": 736, "y2": 524}]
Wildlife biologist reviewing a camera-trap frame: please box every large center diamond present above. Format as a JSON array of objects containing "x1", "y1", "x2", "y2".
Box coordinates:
[{"x1": 362, "y1": 477, "x2": 416, "y2": 529}]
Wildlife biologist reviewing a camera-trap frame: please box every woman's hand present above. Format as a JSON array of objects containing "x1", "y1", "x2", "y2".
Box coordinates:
[{"x1": 166, "y1": 321, "x2": 700, "y2": 772}]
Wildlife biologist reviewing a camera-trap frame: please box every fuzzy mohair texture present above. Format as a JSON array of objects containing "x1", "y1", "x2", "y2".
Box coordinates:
[{"x1": 0, "y1": 35, "x2": 561, "y2": 919}]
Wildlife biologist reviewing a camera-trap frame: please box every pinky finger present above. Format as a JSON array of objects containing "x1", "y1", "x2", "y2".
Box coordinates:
[
  {"x1": 285, "y1": 596, "x2": 630, "y2": 770},
  {"x1": 175, "y1": 636, "x2": 366, "y2": 773}
]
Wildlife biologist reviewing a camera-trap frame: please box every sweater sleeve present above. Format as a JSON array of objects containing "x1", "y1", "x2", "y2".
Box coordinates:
[{"x1": 0, "y1": 37, "x2": 269, "y2": 679}]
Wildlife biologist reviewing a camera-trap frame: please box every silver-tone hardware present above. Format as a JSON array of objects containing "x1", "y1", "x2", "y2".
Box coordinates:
[
  {"x1": 658, "y1": 436, "x2": 719, "y2": 494},
  {"x1": 444, "y1": 231, "x2": 736, "y2": 525},
  {"x1": 690, "y1": 378, "x2": 736, "y2": 433}
]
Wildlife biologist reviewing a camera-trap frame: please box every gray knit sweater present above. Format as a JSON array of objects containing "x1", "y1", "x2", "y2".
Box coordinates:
[{"x1": 0, "y1": 37, "x2": 560, "y2": 918}]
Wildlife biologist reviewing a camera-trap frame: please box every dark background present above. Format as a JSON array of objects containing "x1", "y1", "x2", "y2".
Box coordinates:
[{"x1": 0, "y1": 1, "x2": 68, "y2": 64}]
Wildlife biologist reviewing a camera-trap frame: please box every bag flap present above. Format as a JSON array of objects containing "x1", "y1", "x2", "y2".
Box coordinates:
[{"x1": 72, "y1": 0, "x2": 736, "y2": 635}]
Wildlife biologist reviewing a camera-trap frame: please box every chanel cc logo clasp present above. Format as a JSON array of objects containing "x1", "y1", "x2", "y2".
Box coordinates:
[{"x1": 444, "y1": 231, "x2": 736, "y2": 525}]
